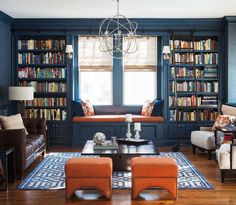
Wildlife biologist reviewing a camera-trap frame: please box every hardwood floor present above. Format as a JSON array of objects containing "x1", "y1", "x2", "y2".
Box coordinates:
[{"x1": 1, "y1": 146, "x2": 236, "y2": 205}]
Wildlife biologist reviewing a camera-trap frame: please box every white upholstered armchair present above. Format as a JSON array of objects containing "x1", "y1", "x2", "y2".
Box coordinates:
[{"x1": 218, "y1": 143, "x2": 236, "y2": 182}]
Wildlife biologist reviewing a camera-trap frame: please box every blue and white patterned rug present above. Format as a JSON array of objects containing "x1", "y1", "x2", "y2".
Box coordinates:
[{"x1": 18, "y1": 152, "x2": 213, "y2": 190}]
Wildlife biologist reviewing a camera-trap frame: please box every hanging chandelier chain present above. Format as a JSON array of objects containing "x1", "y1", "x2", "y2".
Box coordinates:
[{"x1": 117, "y1": 0, "x2": 120, "y2": 16}]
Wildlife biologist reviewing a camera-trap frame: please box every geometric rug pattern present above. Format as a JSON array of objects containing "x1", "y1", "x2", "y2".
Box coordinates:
[{"x1": 18, "y1": 152, "x2": 213, "y2": 190}]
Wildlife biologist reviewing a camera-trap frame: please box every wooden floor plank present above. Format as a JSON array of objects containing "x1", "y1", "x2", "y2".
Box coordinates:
[{"x1": 1, "y1": 146, "x2": 236, "y2": 205}]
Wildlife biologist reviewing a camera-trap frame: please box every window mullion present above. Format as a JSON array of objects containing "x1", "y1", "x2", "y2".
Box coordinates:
[{"x1": 113, "y1": 37, "x2": 123, "y2": 106}]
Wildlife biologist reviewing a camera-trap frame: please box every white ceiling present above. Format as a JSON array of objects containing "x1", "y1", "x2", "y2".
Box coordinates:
[{"x1": 0, "y1": 0, "x2": 236, "y2": 18}]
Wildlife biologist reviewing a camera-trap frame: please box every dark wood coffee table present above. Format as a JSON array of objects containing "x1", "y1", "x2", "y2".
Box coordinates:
[{"x1": 81, "y1": 140, "x2": 159, "y2": 171}]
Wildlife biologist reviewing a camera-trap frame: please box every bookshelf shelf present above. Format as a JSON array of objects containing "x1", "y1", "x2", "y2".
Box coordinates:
[
  {"x1": 16, "y1": 37, "x2": 67, "y2": 122},
  {"x1": 168, "y1": 34, "x2": 219, "y2": 123}
]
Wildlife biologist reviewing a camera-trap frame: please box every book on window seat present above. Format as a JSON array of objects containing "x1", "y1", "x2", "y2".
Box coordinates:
[{"x1": 93, "y1": 141, "x2": 118, "y2": 150}]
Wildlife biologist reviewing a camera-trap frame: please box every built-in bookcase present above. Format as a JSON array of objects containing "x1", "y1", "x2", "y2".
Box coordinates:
[
  {"x1": 16, "y1": 37, "x2": 67, "y2": 121},
  {"x1": 168, "y1": 34, "x2": 219, "y2": 123}
]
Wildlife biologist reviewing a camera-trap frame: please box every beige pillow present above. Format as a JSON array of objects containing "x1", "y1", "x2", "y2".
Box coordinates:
[{"x1": 0, "y1": 114, "x2": 28, "y2": 135}]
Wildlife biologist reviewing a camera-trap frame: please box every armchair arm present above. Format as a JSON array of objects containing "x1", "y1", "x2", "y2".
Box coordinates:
[
  {"x1": 0, "y1": 129, "x2": 27, "y2": 174},
  {"x1": 230, "y1": 144, "x2": 236, "y2": 170}
]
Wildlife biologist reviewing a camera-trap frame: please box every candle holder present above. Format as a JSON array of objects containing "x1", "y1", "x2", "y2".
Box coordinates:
[
  {"x1": 126, "y1": 121, "x2": 132, "y2": 140},
  {"x1": 134, "y1": 128, "x2": 141, "y2": 140},
  {"x1": 125, "y1": 114, "x2": 132, "y2": 140}
]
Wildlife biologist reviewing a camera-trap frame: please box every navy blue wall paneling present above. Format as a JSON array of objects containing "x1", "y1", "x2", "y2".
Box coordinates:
[{"x1": 0, "y1": 12, "x2": 13, "y2": 110}]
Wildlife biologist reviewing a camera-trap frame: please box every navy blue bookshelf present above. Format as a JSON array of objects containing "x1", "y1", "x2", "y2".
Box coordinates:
[
  {"x1": 15, "y1": 36, "x2": 70, "y2": 147},
  {"x1": 168, "y1": 33, "x2": 220, "y2": 126}
]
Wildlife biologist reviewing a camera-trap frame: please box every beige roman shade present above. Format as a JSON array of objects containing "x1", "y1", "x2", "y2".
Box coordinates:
[
  {"x1": 124, "y1": 36, "x2": 157, "y2": 72},
  {"x1": 79, "y1": 36, "x2": 113, "y2": 72}
]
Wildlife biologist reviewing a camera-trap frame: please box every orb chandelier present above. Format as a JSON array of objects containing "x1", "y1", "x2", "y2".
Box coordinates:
[{"x1": 99, "y1": 0, "x2": 138, "y2": 59}]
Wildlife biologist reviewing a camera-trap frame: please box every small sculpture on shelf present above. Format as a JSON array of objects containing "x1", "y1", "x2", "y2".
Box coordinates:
[
  {"x1": 125, "y1": 114, "x2": 132, "y2": 140},
  {"x1": 93, "y1": 132, "x2": 106, "y2": 145},
  {"x1": 134, "y1": 123, "x2": 141, "y2": 140}
]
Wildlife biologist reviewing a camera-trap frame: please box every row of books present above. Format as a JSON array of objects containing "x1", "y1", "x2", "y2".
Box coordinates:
[
  {"x1": 170, "y1": 67, "x2": 195, "y2": 78},
  {"x1": 169, "y1": 96, "x2": 199, "y2": 107},
  {"x1": 18, "y1": 67, "x2": 66, "y2": 79},
  {"x1": 170, "y1": 67, "x2": 217, "y2": 79},
  {"x1": 169, "y1": 96, "x2": 217, "y2": 107},
  {"x1": 170, "y1": 39, "x2": 218, "y2": 50},
  {"x1": 170, "y1": 40, "x2": 193, "y2": 50},
  {"x1": 169, "y1": 81, "x2": 195, "y2": 92},
  {"x1": 173, "y1": 53, "x2": 194, "y2": 64},
  {"x1": 19, "y1": 81, "x2": 66, "y2": 92},
  {"x1": 194, "y1": 39, "x2": 218, "y2": 51},
  {"x1": 195, "y1": 53, "x2": 218, "y2": 65},
  {"x1": 170, "y1": 110, "x2": 197, "y2": 121},
  {"x1": 25, "y1": 108, "x2": 67, "y2": 121},
  {"x1": 199, "y1": 110, "x2": 218, "y2": 121},
  {"x1": 201, "y1": 96, "x2": 218, "y2": 107},
  {"x1": 18, "y1": 39, "x2": 66, "y2": 50},
  {"x1": 170, "y1": 110, "x2": 218, "y2": 121},
  {"x1": 24, "y1": 98, "x2": 67, "y2": 107},
  {"x1": 196, "y1": 81, "x2": 218, "y2": 93},
  {"x1": 18, "y1": 52, "x2": 65, "y2": 64},
  {"x1": 195, "y1": 67, "x2": 218, "y2": 78},
  {"x1": 203, "y1": 67, "x2": 218, "y2": 78},
  {"x1": 173, "y1": 53, "x2": 218, "y2": 64},
  {"x1": 170, "y1": 81, "x2": 218, "y2": 93}
]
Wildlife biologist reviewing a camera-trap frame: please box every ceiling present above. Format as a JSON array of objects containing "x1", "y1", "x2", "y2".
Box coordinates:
[{"x1": 0, "y1": 0, "x2": 236, "y2": 19}]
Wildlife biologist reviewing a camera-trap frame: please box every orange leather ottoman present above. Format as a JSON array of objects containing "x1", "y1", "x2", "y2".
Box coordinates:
[
  {"x1": 65, "y1": 157, "x2": 112, "y2": 199},
  {"x1": 131, "y1": 157, "x2": 178, "y2": 199}
]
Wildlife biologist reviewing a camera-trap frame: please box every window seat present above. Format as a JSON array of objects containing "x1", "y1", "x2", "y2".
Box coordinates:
[
  {"x1": 72, "y1": 115, "x2": 164, "y2": 123},
  {"x1": 72, "y1": 114, "x2": 164, "y2": 147}
]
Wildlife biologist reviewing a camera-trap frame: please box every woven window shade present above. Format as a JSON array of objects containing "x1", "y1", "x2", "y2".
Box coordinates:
[
  {"x1": 79, "y1": 36, "x2": 113, "y2": 72},
  {"x1": 124, "y1": 36, "x2": 157, "y2": 72}
]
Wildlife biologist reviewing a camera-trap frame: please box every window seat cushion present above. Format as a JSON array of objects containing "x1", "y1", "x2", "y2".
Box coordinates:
[{"x1": 72, "y1": 115, "x2": 163, "y2": 123}]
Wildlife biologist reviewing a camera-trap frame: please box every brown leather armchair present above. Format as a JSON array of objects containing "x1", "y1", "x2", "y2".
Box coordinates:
[{"x1": 0, "y1": 118, "x2": 46, "y2": 179}]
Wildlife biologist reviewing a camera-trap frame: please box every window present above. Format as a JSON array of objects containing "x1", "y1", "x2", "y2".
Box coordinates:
[
  {"x1": 77, "y1": 35, "x2": 158, "y2": 106},
  {"x1": 123, "y1": 36, "x2": 157, "y2": 105},
  {"x1": 78, "y1": 36, "x2": 113, "y2": 105}
]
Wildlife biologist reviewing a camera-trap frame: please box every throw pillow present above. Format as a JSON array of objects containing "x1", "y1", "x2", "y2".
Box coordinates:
[
  {"x1": 212, "y1": 114, "x2": 235, "y2": 132},
  {"x1": 141, "y1": 100, "x2": 154, "y2": 116},
  {"x1": 81, "y1": 100, "x2": 95, "y2": 116},
  {"x1": 0, "y1": 113, "x2": 28, "y2": 135},
  {"x1": 151, "y1": 99, "x2": 163, "y2": 116},
  {"x1": 72, "y1": 100, "x2": 85, "y2": 116}
]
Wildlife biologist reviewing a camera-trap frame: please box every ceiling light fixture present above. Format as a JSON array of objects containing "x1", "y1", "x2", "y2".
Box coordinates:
[{"x1": 99, "y1": 0, "x2": 138, "y2": 59}]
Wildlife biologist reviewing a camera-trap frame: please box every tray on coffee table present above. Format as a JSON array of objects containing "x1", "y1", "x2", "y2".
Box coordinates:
[{"x1": 117, "y1": 138, "x2": 149, "y2": 145}]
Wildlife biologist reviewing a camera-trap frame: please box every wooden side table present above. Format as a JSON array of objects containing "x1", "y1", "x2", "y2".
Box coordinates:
[{"x1": 0, "y1": 146, "x2": 15, "y2": 191}]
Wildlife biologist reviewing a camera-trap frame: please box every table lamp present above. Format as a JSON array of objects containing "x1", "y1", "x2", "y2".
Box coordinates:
[{"x1": 8, "y1": 86, "x2": 34, "y2": 117}]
